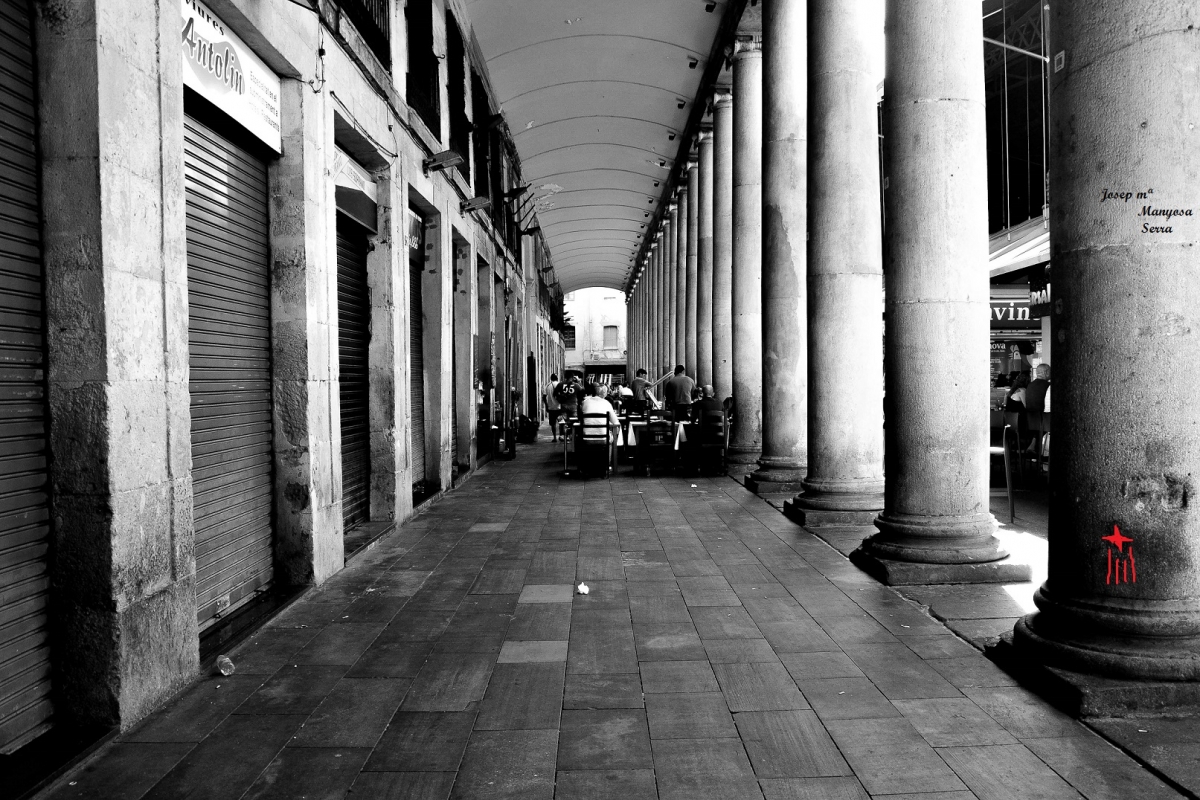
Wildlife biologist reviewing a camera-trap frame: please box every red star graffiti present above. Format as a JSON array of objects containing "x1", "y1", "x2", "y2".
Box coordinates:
[{"x1": 1103, "y1": 525, "x2": 1136, "y2": 585}]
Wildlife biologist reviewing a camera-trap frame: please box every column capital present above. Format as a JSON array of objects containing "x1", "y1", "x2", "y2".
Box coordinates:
[
  {"x1": 667, "y1": 202, "x2": 678, "y2": 213},
  {"x1": 733, "y1": 34, "x2": 762, "y2": 58},
  {"x1": 712, "y1": 90, "x2": 733, "y2": 110},
  {"x1": 695, "y1": 128, "x2": 712, "y2": 146}
]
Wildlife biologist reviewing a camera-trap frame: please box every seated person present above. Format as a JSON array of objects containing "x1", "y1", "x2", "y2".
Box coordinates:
[
  {"x1": 580, "y1": 382, "x2": 620, "y2": 435},
  {"x1": 1004, "y1": 372, "x2": 1030, "y2": 412},
  {"x1": 1025, "y1": 363, "x2": 1050, "y2": 413},
  {"x1": 694, "y1": 384, "x2": 724, "y2": 417}
]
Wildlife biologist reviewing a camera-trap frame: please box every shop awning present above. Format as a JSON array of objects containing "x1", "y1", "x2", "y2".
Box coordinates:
[{"x1": 989, "y1": 213, "x2": 1049, "y2": 279}]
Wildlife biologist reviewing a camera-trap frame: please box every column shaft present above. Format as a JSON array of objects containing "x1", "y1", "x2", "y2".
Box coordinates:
[
  {"x1": 712, "y1": 94, "x2": 734, "y2": 400},
  {"x1": 666, "y1": 209, "x2": 678, "y2": 369},
  {"x1": 675, "y1": 189, "x2": 689, "y2": 370},
  {"x1": 749, "y1": 0, "x2": 807, "y2": 491},
  {"x1": 855, "y1": 0, "x2": 1020, "y2": 579},
  {"x1": 785, "y1": 0, "x2": 885, "y2": 525},
  {"x1": 1014, "y1": 0, "x2": 1200, "y2": 679},
  {"x1": 696, "y1": 132, "x2": 715, "y2": 387},
  {"x1": 685, "y1": 163, "x2": 699, "y2": 376},
  {"x1": 729, "y1": 40, "x2": 763, "y2": 468}
]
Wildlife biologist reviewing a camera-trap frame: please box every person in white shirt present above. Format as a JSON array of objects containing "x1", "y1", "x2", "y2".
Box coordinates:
[
  {"x1": 580, "y1": 382, "x2": 620, "y2": 433},
  {"x1": 544, "y1": 373, "x2": 562, "y2": 441}
]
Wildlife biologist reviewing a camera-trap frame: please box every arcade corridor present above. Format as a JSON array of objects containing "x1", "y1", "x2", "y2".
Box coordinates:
[{"x1": 44, "y1": 441, "x2": 1187, "y2": 800}]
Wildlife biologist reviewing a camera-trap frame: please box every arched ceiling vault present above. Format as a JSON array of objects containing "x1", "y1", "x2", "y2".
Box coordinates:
[{"x1": 467, "y1": 0, "x2": 748, "y2": 294}]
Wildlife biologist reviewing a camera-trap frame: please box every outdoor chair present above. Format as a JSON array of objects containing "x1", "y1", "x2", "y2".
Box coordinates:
[
  {"x1": 696, "y1": 410, "x2": 728, "y2": 476},
  {"x1": 638, "y1": 420, "x2": 676, "y2": 476},
  {"x1": 576, "y1": 413, "x2": 613, "y2": 479}
]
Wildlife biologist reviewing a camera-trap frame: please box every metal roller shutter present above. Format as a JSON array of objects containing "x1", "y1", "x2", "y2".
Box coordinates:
[
  {"x1": 451, "y1": 312, "x2": 458, "y2": 469},
  {"x1": 336, "y1": 217, "x2": 370, "y2": 527},
  {"x1": 409, "y1": 254, "x2": 426, "y2": 489},
  {"x1": 184, "y1": 114, "x2": 274, "y2": 626},
  {"x1": 0, "y1": 0, "x2": 52, "y2": 754}
]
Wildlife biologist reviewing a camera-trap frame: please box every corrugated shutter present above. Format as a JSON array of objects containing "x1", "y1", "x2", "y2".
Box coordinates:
[
  {"x1": 336, "y1": 217, "x2": 370, "y2": 527},
  {"x1": 0, "y1": 0, "x2": 52, "y2": 754},
  {"x1": 451, "y1": 310, "x2": 458, "y2": 469},
  {"x1": 409, "y1": 254, "x2": 426, "y2": 488},
  {"x1": 185, "y1": 114, "x2": 274, "y2": 626}
]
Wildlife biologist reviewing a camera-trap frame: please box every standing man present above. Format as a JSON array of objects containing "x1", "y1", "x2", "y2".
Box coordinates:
[
  {"x1": 630, "y1": 368, "x2": 651, "y2": 413},
  {"x1": 1026, "y1": 363, "x2": 1051, "y2": 413},
  {"x1": 544, "y1": 373, "x2": 562, "y2": 442},
  {"x1": 664, "y1": 365, "x2": 697, "y2": 415}
]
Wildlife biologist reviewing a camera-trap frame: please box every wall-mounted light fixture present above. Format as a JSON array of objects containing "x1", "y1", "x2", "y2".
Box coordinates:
[
  {"x1": 424, "y1": 151, "x2": 464, "y2": 175},
  {"x1": 461, "y1": 196, "x2": 491, "y2": 213}
]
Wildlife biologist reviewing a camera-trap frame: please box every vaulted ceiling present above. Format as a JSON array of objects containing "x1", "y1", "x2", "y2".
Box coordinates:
[{"x1": 467, "y1": 0, "x2": 734, "y2": 294}]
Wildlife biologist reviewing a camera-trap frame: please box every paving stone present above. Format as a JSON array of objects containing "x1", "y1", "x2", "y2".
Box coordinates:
[
  {"x1": 402, "y1": 653, "x2": 494, "y2": 711},
  {"x1": 576, "y1": 555, "x2": 625, "y2": 581},
  {"x1": 898, "y1": 634, "x2": 981, "y2": 660},
  {"x1": 469, "y1": 522, "x2": 510, "y2": 532},
  {"x1": 713, "y1": 662, "x2": 809, "y2": 712},
  {"x1": 628, "y1": 594, "x2": 692, "y2": 624},
  {"x1": 382, "y1": 611, "x2": 456, "y2": 642},
  {"x1": 651, "y1": 738, "x2": 762, "y2": 800},
  {"x1": 699, "y1": 639, "x2": 779, "y2": 665},
  {"x1": 364, "y1": 711, "x2": 476, "y2": 771},
  {"x1": 645, "y1": 692, "x2": 738, "y2": 739},
  {"x1": 505, "y1": 603, "x2": 572, "y2": 641},
  {"x1": 720, "y1": 564, "x2": 776, "y2": 584},
  {"x1": 338, "y1": 594, "x2": 409, "y2": 624},
  {"x1": 291, "y1": 623, "x2": 384, "y2": 665},
  {"x1": 926, "y1": 655, "x2": 1020, "y2": 689},
  {"x1": 937, "y1": 743, "x2": 1085, "y2": 800},
  {"x1": 229, "y1": 628, "x2": 321, "y2": 675},
  {"x1": 42, "y1": 743, "x2": 195, "y2": 800},
  {"x1": 633, "y1": 623, "x2": 708, "y2": 661},
  {"x1": 235, "y1": 665, "x2": 346, "y2": 716},
  {"x1": 842, "y1": 643, "x2": 962, "y2": 700},
  {"x1": 735, "y1": 710, "x2": 851, "y2": 778},
  {"x1": 1024, "y1": 732, "x2": 1186, "y2": 800},
  {"x1": 458, "y1": 594, "x2": 519, "y2": 614},
  {"x1": 124, "y1": 674, "x2": 264, "y2": 742},
  {"x1": 242, "y1": 746, "x2": 371, "y2": 800},
  {"x1": 962, "y1": 686, "x2": 1087, "y2": 739},
  {"x1": 563, "y1": 674, "x2": 644, "y2": 709},
  {"x1": 568, "y1": 617, "x2": 638, "y2": 674},
  {"x1": 347, "y1": 771, "x2": 456, "y2": 799},
  {"x1": 690, "y1": 606, "x2": 763, "y2": 639},
  {"x1": 553, "y1": 769, "x2": 658, "y2": 800},
  {"x1": 443, "y1": 611, "x2": 515, "y2": 637},
  {"x1": 526, "y1": 551, "x2": 577, "y2": 583},
  {"x1": 758, "y1": 777, "x2": 870, "y2": 800},
  {"x1": 290, "y1": 678, "x2": 410, "y2": 748},
  {"x1": 892, "y1": 697, "x2": 1019, "y2": 747},
  {"x1": 668, "y1": 559, "x2": 724, "y2": 577},
  {"x1": 346, "y1": 639, "x2": 433, "y2": 678},
  {"x1": 626, "y1": 580, "x2": 681, "y2": 597},
  {"x1": 141, "y1": 714, "x2": 305, "y2": 800},
  {"x1": 517, "y1": 584, "x2": 574, "y2": 604},
  {"x1": 824, "y1": 717, "x2": 968, "y2": 796},
  {"x1": 496, "y1": 640, "x2": 569, "y2": 663},
  {"x1": 572, "y1": 580, "x2": 630, "y2": 610},
  {"x1": 624, "y1": 564, "x2": 677, "y2": 582},
  {"x1": 557, "y1": 709, "x2": 653, "y2": 770},
  {"x1": 678, "y1": 576, "x2": 742, "y2": 606},
  {"x1": 779, "y1": 652, "x2": 864, "y2": 681},
  {"x1": 794, "y1": 677, "x2": 900, "y2": 721},
  {"x1": 639, "y1": 660, "x2": 719, "y2": 693},
  {"x1": 451, "y1": 730, "x2": 557, "y2": 800},
  {"x1": 475, "y1": 662, "x2": 565, "y2": 731},
  {"x1": 730, "y1": 582, "x2": 794, "y2": 599}
]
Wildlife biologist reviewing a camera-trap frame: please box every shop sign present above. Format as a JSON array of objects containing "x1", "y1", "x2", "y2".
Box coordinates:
[
  {"x1": 181, "y1": 0, "x2": 282, "y2": 152},
  {"x1": 989, "y1": 287, "x2": 1038, "y2": 329},
  {"x1": 334, "y1": 148, "x2": 378, "y2": 232},
  {"x1": 1029, "y1": 268, "x2": 1052, "y2": 317},
  {"x1": 405, "y1": 211, "x2": 424, "y2": 251}
]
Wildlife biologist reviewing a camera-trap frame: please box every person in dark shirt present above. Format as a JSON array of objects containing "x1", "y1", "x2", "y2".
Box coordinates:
[
  {"x1": 694, "y1": 385, "x2": 723, "y2": 416},
  {"x1": 629, "y1": 369, "x2": 650, "y2": 412},
  {"x1": 1025, "y1": 363, "x2": 1050, "y2": 413},
  {"x1": 664, "y1": 365, "x2": 696, "y2": 407}
]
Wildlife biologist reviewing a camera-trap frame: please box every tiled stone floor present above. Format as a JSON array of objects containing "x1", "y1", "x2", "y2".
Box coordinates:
[{"x1": 44, "y1": 441, "x2": 1187, "y2": 799}]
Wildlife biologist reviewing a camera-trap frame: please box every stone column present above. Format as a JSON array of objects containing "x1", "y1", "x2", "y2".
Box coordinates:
[
  {"x1": 728, "y1": 38, "x2": 764, "y2": 471},
  {"x1": 1013, "y1": 0, "x2": 1200, "y2": 680},
  {"x1": 666, "y1": 208, "x2": 678, "y2": 370},
  {"x1": 852, "y1": 0, "x2": 1028, "y2": 584},
  {"x1": 696, "y1": 130, "x2": 715, "y2": 387},
  {"x1": 747, "y1": 0, "x2": 807, "y2": 494},
  {"x1": 685, "y1": 160, "x2": 700, "y2": 376},
  {"x1": 675, "y1": 188, "x2": 689, "y2": 372},
  {"x1": 712, "y1": 91, "x2": 734, "y2": 400},
  {"x1": 647, "y1": 246, "x2": 657, "y2": 378},
  {"x1": 784, "y1": 0, "x2": 885, "y2": 526},
  {"x1": 656, "y1": 233, "x2": 666, "y2": 374}
]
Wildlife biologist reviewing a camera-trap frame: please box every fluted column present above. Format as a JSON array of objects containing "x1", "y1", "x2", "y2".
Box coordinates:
[
  {"x1": 685, "y1": 161, "x2": 699, "y2": 377},
  {"x1": 675, "y1": 188, "x2": 688, "y2": 371},
  {"x1": 728, "y1": 38, "x2": 763, "y2": 470},
  {"x1": 654, "y1": 235, "x2": 664, "y2": 374},
  {"x1": 712, "y1": 91, "x2": 734, "y2": 400},
  {"x1": 784, "y1": 0, "x2": 885, "y2": 526},
  {"x1": 648, "y1": 245, "x2": 658, "y2": 378},
  {"x1": 1013, "y1": 0, "x2": 1200, "y2": 679},
  {"x1": 747, "y1": 0, "x2": 807, "y2": 493},
  {"x1": 696, "y1": 130, "x2": 715, "y2": 387},
  {"x1": 852, "y1": 0, "x2": 1028, "y2": 583},
  {"x1": 665, "y1": 209, "x2": 677, "y2": 370}
]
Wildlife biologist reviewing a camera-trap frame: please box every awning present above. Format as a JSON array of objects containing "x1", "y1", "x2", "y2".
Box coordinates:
[{"x1": 989, "y1": 212, "x2": 1048, "y2": 279}]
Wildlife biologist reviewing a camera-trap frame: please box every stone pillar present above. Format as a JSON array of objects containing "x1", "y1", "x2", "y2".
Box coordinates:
[
  {"x1": 784, "y1": 0, "x2": 885, "y2": 527},
  {"x1": 685, "y1": 161, "x2": 700, "y2": 377},
  {"x1": 657, "y1": 230, "x2": 668, "y2": 374},
  {"x1": 38, "y1": 0, "x2": 198, "y2": 728},
  {"x1": 647, "y1": 247, "x2": 657, "y2": 378},
  {"x1": 712, "y1": 91, "x2": 734, "y2": 400},
  {"x1": 696, "y1": 130, "x2": 715, "y2": 387},
  {"x1": 747, "y1": 0, "x2": 807, "y2": 494},
  {"x1": 667, "y1": 209, "x2": 678, "y2": 370},
  {"x1": 728, "y1": 38, "x2": 764, "y2": 471},
  {"x1": 852, "y1": 0, "x2": 1028, "y2": 584},
  {"x1": 1013, "y1": 0, "x2": 1200, "y2": 680},
  {"x1": 675, "y1": 188, "x2": 689, "y2": 373}
]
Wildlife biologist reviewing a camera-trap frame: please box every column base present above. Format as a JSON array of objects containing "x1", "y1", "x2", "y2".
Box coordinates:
[
  {"x1": 990, "y1": 631, "x2": 1200, "y2": 716},
  {"x1": 849, "y1": 546, "x2": 1032, "y2": 585},
  {"x1": 745, "y1": 457, "x2": 806, "y2": 496},
  {"x1": 1011, "y1": 588, "x2": 1200, "y2": 682},
  {"x1": 863, "y1": 511, "x2": 1010, "y2": 564},
  {"x1": 785, "y1": 483, "x2": 884, "y2": 527}
]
